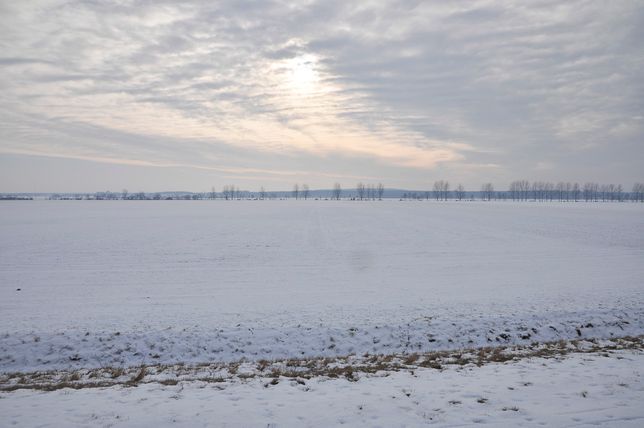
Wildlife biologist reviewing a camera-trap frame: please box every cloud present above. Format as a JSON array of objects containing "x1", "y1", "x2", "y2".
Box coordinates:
[{"x1": 0, "y1": 0, "x2": 642, "y2": 190}]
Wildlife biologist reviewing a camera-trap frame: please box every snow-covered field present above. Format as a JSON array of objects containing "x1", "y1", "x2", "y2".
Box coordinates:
[
  {"x1": 1, "y1": 200, "x2": 643, "y2": 426},
  {"x1": 1, "y1": 200, "x2": 643, "y2": 371}
]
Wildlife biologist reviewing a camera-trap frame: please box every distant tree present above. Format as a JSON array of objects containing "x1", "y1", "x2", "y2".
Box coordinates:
[
  {"x1": 531, "y1": 182, "x2": 540, "y2": 201},
  {"x1": 632, "y1": 183, "x2": 644, "y2": 202},
  {"x1": 546, "y1": 182, "x2": 554, "y2": 201},
  {"x1": 433, "y1": 181, "x2": 441, "y2": 201},
  {"x1": 591, "y1": 183, "x2": 599, "y2": 201},
  {"x1": 455, "y1": 184, "x2": 465, "y2": 201},
  {"x1": 442, "y1": 181, "x2": 450, "y2": 200},
  {"x1": 368, "y1": 184, "x2": 375, "y2": 200},
  {"x1": 555, "y1": 182, "x2": 564, "y2": 202},
  {"x1": 377, "y1": 183, "x2": 384, "y2": 200},
  {"x1": 209, "y1": 186, "x2": 216, "y2": 200},
  {"x1": 562, "y1": 182, "x2": 570, "y2": 201},
  {"x1": 572, "y1": 183, "x2": 580, "y2": 202},
  {"x1": 259, "y1": 186, "x2": 266, "y2": 200},
  {"x1": 223, "y1": 185, "x2": 236, "y2": 200},
  {"x1": 616, "y1": 184, "x2": 623, "y2": 202},
  {"x1": 481, "y1": 183, "x2": 494, "y2": 201},
  {"x1": 520, "y1": 180, "x2": 530, "y2": 201},
  {"x1": 302, "y1": 184, "x2": 310, "y2": 200},
  {"x1": 600, "y1": 184, "x2": 608, "y2": 202},
  {"x1": 332, "y1": 183, "x2": 342, "y2": 200},
  {"x1": 293, "y1": 184, "x2": 299, "y2": 200},
  {"x1": 583, "y1": 183, "x2": 592, "y2": 202},
  {"x1": 356, "y1": 182, "x2": 366, "y2": 200},
  {"x1": 122, "y1": 189, "x2": 128, "y2": 200},
  {"x1": 433, "y1": 180, "x2": 449, "y2": 200}
]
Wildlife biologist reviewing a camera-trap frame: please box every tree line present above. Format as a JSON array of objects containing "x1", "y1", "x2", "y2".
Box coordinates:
[
  {"x1": 45, "y1": 181, "x2": 644, "y2": 202},
  {"x1": 507, "y1": 181, "x2": 637, "y2": 202},
  {"x1": 401, "y1": 181, "x2": 644, "y2": 202}
]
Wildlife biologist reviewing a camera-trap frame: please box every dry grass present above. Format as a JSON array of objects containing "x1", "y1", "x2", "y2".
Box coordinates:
[{"x1": 1, "y1": 336, "x2": 641, "y2": 392}]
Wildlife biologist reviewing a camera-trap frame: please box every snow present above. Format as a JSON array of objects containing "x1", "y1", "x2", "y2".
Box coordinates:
[
  {"x1": 1, "y1": 200, "x2": 643, "y2": 371},
  {"x1": 2, "y1": 347, "x2": 643, "y2": 427}
]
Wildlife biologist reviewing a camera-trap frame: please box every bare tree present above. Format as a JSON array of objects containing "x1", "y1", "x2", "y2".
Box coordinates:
[
  {"x1": 293, "y1": 184, "x2": 299, "y2": 200},
  {"x1": 509, "y1": 181, "x2": 517, "y2": 201},
  {"x1": 433, "y1": 181, "x2": 441, "y2": 201},
  {"x1": 455, "y1": 184, "x2": 465, "y2": 201},
  {"x1": 122, "y1": 189, "x2": 128, "y2": 200},
  {"x1": 356, "y1": 182, "x2": 366, "y2": 200},
  {"x1": 377, "y1": 183, "x2": 384, "y2": 200},
  {"x1": 302, "y1": 184, "x2": 310, "y2": 200},
  {"x1": 481, "y1": 183, "x2": 494, "y2": 201},
  {"x1": 433, "y1": 180, "x2": 450, "y2": 200},
  {"x1": 259, "y1": 186, "x2": 266, "y2": 200},
  {"x1": 572, "y1": 183, "x2": 580, "y2": 202},
  {"x1": 583, "y1": 183, "x2": 592, "y2": 202},
  {"x1": 223, "y1": 185, "x2": 236, "y2": 200},
  {"x1": 442, "y1": 180, "x2": 450, "y2": 200},
  {"x1": 632, "y1": 183, "x2": 644, "y2": 202},
  {"x1": 209, "y1": 186, "x2": 216, "y2": 200},
  {"x1": 510, "y1": 180, "x2": 531, "y2": 201},
  {"x1": 555, "y1": 182, "x2": 564, "y2": 202},
  {"x1": 332, "y1": 183, "x2": 342, "y2": 200},
  {"x1": 546, "y1": 182, "x2": 554, "y2": 201},
  {"x1": 531, "y1": 182, "x2": 541, "y2": 201}
]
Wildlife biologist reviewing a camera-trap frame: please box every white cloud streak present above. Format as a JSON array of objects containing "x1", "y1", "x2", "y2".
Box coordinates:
[{"x1": 0, "y1": 0, "x2": 642, "y2": 190}]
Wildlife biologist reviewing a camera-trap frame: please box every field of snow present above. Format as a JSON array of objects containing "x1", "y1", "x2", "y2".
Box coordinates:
[{"x1": 1, "y1": 200, "x2": 643, "y2": 372}]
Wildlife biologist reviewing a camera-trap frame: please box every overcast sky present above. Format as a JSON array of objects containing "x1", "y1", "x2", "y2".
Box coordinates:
[{"x1": 1, "y1": 0, "x2": 642, "y2": 192}]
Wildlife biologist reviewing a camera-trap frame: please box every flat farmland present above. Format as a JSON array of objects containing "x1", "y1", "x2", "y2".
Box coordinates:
[{"x1": 1, "y1": 200, "x2": 642, "y2": 371}]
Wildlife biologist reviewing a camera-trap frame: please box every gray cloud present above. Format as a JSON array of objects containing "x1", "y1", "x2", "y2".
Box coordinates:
[{"x1": 0, "y1": 0, "x2": 642, "y2": 192}]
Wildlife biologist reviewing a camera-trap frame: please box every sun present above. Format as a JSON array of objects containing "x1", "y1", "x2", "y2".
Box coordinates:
[{"x1": 285, "y1": 54, "x2": 319, "y2": 93}]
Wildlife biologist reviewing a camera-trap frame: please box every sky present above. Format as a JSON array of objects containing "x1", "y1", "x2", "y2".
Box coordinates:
[{"x1": 0, "y1": 0, "x2": 642, "y2": 193}]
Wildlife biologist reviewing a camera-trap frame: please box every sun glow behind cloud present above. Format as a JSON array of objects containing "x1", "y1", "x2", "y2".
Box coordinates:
[
  {"x1": 0, "y1": 0, "x2": 642, "y2": 191},
  {"x1": 283, "y1": 54, "x2": 320, "y2": 94}
]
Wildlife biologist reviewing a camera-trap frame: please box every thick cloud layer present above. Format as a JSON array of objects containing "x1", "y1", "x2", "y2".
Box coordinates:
[{"x1": 1, "y1": 0, "x2": 642, "y2": 191}]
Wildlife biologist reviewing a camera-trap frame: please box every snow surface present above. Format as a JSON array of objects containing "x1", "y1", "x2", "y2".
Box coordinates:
[
  {"x1": 1, "y1": 200, "x2": 643, "y2": 371},
  {"x1": 1, "y1": 348, "x2": 643, "y2": 427}
]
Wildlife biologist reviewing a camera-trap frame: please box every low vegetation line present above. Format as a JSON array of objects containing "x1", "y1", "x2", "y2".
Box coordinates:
[{"x1": 1, "y1": 336, "x2": 642, "y2": 393}]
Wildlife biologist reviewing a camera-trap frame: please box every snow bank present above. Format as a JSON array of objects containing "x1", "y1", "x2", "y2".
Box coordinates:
[{"x1": 2, "y1": 348, "x2": 643, "y2": 427}]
